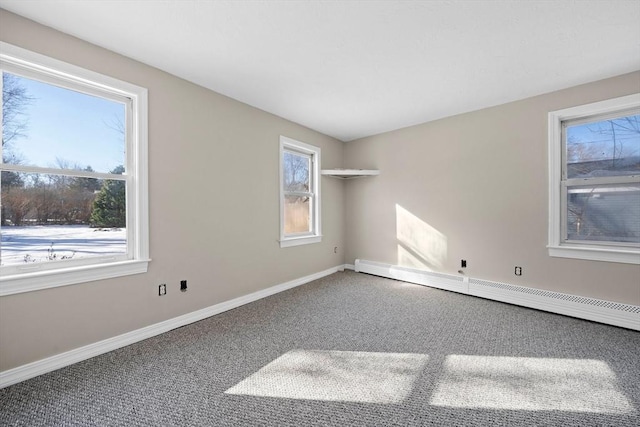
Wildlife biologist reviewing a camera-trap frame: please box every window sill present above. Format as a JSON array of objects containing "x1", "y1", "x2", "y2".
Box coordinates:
[
  {"x1": 280, "y1": 235, "x2": 322, "y2": 248},
  {"x1": 0, "y1": 259, "x2": 150, "y2": 296},
  {"x1": 548, "y1": 245, "x2": 639, "y2": 265}
]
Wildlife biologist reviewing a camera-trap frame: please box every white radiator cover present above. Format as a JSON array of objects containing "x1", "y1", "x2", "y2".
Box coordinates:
[{"x1": 354, "y1": 259, "x2": 640, "y2": 331}]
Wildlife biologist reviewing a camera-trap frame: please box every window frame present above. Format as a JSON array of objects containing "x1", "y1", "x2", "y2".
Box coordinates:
[
  {"x1": 0, "y1": 42, "x2": 149, "y2": 295},
  {"x1": 547, "y1": 93, "x2": 640, "y2": 264},
  {"x1": 279, "y1": 136, "x2": 321, "y2": 248}
]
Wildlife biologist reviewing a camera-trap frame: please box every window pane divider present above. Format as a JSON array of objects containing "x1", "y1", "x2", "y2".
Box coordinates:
[
  {"x1": 0, "y1": 163, "x2": 125, "y2": 180},
  {"x1": 564, "y1": 176, "x2": 640, "y2": 187},
  {"x1": 284, "y1": 191, "x2": 313, "y2": 198}
]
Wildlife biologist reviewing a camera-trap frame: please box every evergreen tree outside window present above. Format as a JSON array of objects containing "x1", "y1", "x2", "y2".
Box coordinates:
[{"x1": 91, "y1": 166, "x2": 126, "y2": 228}]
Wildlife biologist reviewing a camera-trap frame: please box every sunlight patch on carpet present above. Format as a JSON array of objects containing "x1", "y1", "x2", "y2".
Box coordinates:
[
  {"x1": 225, "y1": 349, "x2": 428, "y2": 404},
  {"x1": 430, "y1": 355, "x2": 635, "y2": 414}
]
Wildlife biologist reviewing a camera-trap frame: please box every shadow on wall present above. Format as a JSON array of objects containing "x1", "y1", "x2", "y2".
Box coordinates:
[{"x1": 396, "y1": 204, "x2": 447, "y2": 271}]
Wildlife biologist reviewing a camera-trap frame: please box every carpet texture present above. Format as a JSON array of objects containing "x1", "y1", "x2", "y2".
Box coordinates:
[{"x1": 1, "y1": 271, "x2": 639, "y2": 426}]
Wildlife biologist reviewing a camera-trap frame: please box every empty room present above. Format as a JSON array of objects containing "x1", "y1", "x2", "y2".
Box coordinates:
[{"x1": 0, "y1": 1, "x2": 639, "y2": 426}]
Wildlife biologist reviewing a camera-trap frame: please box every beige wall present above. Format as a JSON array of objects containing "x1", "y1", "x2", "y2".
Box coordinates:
[
  {"x1": 0, "y1": 10, "x2": 345, "y2": 371},
  {"x1": 345, "y1": 71, "x2": 640, "y2": 306}
]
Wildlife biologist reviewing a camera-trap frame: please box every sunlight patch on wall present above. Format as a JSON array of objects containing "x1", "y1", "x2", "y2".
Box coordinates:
[
  {"x1": 430, "y1": 355, "x2": 634, "y2": 414},
  {"x1": 225, "y1": 349, "x2": 428, "y2": 404},
  {"x1": 397, "y1": 244, "x2": 433, "y2": 270},
  {"x1": 396, "y1": 204, "x2": 447, "y2": 270}
]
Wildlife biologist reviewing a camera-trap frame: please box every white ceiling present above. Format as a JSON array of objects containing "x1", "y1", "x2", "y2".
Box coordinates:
[{"x1": 1, "y1": 1, "x2": 639, "y2": 142}]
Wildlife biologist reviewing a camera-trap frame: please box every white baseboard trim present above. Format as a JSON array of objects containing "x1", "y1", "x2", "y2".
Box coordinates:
[
  {"x1": 0, "y1": 265, "x2": 345, "y2": 389},
  {"x1": 354, "y1": 259, "x2": 640, "y2": 331}
]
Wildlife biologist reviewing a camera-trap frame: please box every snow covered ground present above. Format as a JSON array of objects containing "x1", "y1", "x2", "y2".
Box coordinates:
[{"x1": 1, "y1": 225, "x2": 126, "y2": 266}]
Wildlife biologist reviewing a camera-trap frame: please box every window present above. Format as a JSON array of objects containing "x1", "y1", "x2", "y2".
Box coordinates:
[
  {"x1": 0, "y1": 42, "x2": 149, "y2": 295},
  {"x1": 548, "y1": 94, "x2": 640, "y2": 264},
  {"x1": 279, "y1": 136, "x2": 321, "y2": 247}
]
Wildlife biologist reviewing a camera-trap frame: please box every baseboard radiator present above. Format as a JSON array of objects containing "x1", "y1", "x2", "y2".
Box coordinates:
[{"x1": 354, "y1": 259, "x2": 640, "y2": 331}]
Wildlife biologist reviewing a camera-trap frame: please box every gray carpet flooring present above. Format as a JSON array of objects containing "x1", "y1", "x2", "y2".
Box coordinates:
[{"x1": 1, "y1": 271, "x2": 639, "y2": 426}]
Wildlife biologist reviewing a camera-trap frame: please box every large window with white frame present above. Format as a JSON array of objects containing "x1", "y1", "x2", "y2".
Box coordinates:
[
  {"x1": 279, "y1": 136, "x2": 321, "y2": 247},
  {"x1": 0, "y1": 42, "x2": 149, "y2": 295},
  {"x1": 548, "y1": 94, "x2": 640, "y2": 264}
]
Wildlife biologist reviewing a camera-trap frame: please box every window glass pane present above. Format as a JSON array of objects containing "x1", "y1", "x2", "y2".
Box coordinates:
[
  {"x1": 566, "y1": 184, "x2": 640, "y2": 244},
  {"x1": 2, "y1": 72, "x2": 126, "y2": 174},
  {"x1": 566, "y1": 114, "x2": 640, "y2": 179},
  {"x1": 1, "y1": 171, "x2": 126, "y2": 266},
  {"x1": 284, "y1": 195, "x2": 311, "y2": 235},
  {"x1": 283, "y1": 151, "x2": 310, "y2": 192}
]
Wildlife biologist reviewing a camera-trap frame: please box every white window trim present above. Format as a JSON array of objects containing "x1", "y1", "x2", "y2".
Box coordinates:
[
  {"x1": 0, "y1": 42, "x2": 149, "y2": 296},
  {"x1": 547, "y1": 93, "x2": 640, "y2": 265},
  {"x1": 279, "y1": 136, "x2": 321, "y2": 248}
]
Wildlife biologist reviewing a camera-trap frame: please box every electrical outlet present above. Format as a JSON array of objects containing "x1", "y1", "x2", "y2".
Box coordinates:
[
  {"x1": 159, "y1": 284, "x2": 167, "y2": 296},
  {"x1": 180, "y1": 280, "x2": 187, "y2": 292},
  {"x1": 515, "y1": 266, "x2": 522, "y2": 276}
]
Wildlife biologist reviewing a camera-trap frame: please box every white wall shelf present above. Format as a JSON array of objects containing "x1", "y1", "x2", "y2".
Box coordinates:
[{"x1": 321, "y1": 169, "x2": 380, "y2": 179}]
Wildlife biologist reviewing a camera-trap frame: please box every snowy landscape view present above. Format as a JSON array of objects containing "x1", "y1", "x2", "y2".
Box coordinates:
[{"x1": 1, "y1": 225, "x2": 126, "y2": 266}]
